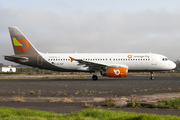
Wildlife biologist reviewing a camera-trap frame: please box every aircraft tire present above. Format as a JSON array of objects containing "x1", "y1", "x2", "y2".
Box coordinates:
[
  {"x1": 92, "y1": 75, "x2": 98, "y2": 81},
  {"x1": 151, "y1": 77, "x2": 154, "y2": 80}
]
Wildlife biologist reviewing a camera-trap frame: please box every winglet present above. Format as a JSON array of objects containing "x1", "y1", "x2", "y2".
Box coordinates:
[{"x1": 69, "y1": 56, "x2": 75, "y2": 62}]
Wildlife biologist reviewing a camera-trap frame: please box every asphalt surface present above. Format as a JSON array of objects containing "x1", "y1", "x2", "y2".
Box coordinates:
[
  {"x1": 1, "y1": 102, "x2": 180, "y2": 116},
  {"x1": 0, "y1": 76, "x2": 180, "y2": 97},
  {"x1": 0, "y1": 76, "x2": 180, "y2": 116}
]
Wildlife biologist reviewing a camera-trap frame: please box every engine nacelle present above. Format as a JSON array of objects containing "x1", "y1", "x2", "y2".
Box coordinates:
[{"x1": 101, "y1": 67, "x2": 128, "y2": 77}]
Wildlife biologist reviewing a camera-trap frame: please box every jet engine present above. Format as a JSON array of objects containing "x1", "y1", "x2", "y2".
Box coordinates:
[{"x1": 101, "y1": 67, "x2": 128, "y2": 77}]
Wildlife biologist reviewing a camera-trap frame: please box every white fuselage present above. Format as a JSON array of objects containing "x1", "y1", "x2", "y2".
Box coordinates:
[
  {"x1": 7, "y1": 26, "x2": 177, "y2": 80},
  {"x1": 40, "y1": 53, "x2": 176, "y2": 72}
]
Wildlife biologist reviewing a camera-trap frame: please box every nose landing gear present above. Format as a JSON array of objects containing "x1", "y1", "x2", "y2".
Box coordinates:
[{"x1": 150, "y1": 72, "x2": 154, "y2": 80}]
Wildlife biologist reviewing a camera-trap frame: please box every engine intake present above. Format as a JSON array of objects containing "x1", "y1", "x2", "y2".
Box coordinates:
[{"x1": 101, "y1": 67, "x2": 128, "y2": 77}]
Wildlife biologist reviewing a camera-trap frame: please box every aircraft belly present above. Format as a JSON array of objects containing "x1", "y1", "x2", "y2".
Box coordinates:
[{"x1": 128, "y1": 63, "x2": 144, "y2": 70}]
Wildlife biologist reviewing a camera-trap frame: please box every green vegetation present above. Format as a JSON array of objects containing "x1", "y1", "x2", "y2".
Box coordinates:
[
  {"x1": 0, "y1": 107, "x2": 180, "y2": 120},
  {"x1": 82, "y1": 103, "x2": 94, "y2": 108},
  {"x1": 147, "y1": 97, "x2": 180, "y2": 109},
  {"x1": 127, "y1": 96, "x2": 141, "y2": 108},
  {"x1": 105, "y1": 98, "x2": 116, "y2": 107},
  {"x1": 30, "y1": 91, "x2": 35, "y2": 94}
]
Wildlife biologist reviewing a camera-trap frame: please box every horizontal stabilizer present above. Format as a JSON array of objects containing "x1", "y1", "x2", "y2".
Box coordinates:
[{"x1": 4, "y1": 56, "x2": 29, "y2": 63}]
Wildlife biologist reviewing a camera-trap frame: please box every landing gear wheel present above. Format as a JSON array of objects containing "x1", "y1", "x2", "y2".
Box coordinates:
[
  {"x1": 151, "y1": 77, "x2": 154, "y2": 80},
  {"x1": 92, "y1": 75, "x2": 98, "y2": 81},
  {"x1": 150, "y1": 72, "x2": 154, "y2": 80}
]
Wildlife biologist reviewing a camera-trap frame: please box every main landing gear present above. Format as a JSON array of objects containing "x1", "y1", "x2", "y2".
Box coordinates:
[
  {"x1": 92, "y1": 75, "x2": 98, "y2": 81},
  {"x1": 150, "y1": 72, "x2": 154, "y2": 80},
  {"x1": 92, "y1": 70, "x2": 99, "y2": 81}
]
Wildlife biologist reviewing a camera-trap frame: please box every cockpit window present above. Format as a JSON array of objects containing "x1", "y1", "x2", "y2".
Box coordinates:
[{"x1": 162, "y1": 58, "x2": 168, "y2": 61}]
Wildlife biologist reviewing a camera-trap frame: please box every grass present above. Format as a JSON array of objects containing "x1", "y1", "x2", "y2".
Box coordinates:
[
  {"x1": 127, "y1": 96, "x2": 141, "y2": 108},
  {"x1": 64, "y1": 98, "x2": 73, "y2": 102},
  {"x1": 146, "y1": 97, "x2": 180, "y2": 109},
  {"x1": 30, "y1": 91, "x2": 35, "y2": 94},
  {"x1": 160, "y1": 98, "x2": 180, "y2": 108},
  {"x1": 53, "y1": 99, "x2": 63, "y2": 102},
  {"x1": 105, "y1": 97, "x2": 116, "y2": 107},
  {"x1": 82, "y1": 102, "x2": 94, "y2": 108},
  {"x1": 13, "y1": 95, "x2": 25, "y2": 102},
  {"x1": 0, "y1": 107, "x2": 180, "y2": 120}
]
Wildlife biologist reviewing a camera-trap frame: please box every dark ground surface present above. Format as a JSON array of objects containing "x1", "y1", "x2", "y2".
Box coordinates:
[
  {"x1": 1, "y1": 102, "x2": 180, "y2": 116},
  {"x1": 0, "y1": 76, "x2": 180, "y2": 116},
  {"x1": 0, "y1": 76, "x2": 180, "y2": 97}
]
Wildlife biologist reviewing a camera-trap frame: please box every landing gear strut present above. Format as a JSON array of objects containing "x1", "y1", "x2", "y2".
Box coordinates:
[
  {"x1": 92, "y1": 75, "x2": 98, "y2": 81},
  {"x1": 150, "y1": 72, "x2": 154, "y2": 80}
]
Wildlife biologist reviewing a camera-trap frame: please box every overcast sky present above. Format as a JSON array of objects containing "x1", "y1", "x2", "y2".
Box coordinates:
[{"x1": 1, "y1": 0, "x2": 180, "y2": 65}]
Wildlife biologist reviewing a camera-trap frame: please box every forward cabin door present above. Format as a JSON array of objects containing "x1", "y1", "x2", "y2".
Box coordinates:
[{"x1": 151, "y1": 55, "x2": 157, "y2": 65}]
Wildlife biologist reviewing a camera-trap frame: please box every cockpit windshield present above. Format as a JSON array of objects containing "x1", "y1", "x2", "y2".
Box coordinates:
[{"x1": 162, "y1": 58, "x2": 168, "y2": 61}]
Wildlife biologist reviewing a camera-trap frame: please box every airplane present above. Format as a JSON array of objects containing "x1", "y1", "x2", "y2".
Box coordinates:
[{"x1": 4, "y1": 26, "x2": 176, "y2": 80}]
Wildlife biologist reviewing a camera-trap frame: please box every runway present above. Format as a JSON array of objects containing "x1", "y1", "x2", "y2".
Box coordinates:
[
  {"x1": 0, "y1": 76, "x2": 180, "y2": 115},
  {"x1": 0, "y1": 76, "x2": 180, "y2": 97}
]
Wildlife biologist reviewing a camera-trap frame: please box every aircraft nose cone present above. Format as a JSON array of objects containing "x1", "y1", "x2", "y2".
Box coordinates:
[{"x1": 171, "y1": 61, "x2": 176, "y2": 69}]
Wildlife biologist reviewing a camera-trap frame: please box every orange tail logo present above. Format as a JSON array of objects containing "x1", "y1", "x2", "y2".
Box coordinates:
[{"x1": 13, "y1": 38, "x2": 29, "y2": 52}]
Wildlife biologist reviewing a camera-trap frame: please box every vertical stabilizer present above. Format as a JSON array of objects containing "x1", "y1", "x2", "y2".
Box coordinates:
[{"x1": 8, "y1": 26, "x2": 39, "y2": 55}]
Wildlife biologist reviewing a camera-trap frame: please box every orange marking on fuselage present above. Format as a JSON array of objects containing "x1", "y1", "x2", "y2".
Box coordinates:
[
  {"x1": 69, "y1": 56, "x2": 76, "y2": 62},
  {"x1": 127, "y1": 55, "x2": 133, "y2": 59}
]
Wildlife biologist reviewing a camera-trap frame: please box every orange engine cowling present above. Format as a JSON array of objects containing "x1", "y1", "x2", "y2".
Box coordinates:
[{"x1": 101, "y1": 67, "x2": 128, "y2": 77}]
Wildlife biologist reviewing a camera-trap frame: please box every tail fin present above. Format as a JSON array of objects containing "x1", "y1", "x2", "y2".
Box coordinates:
[{"x1": 8, "y1": 26, "x2": 39, "y2": 55}]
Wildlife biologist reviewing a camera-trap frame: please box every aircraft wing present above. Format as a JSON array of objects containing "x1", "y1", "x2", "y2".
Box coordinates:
[{"x1": 69, "y1": 56, "x2": 128, "y2": 70}]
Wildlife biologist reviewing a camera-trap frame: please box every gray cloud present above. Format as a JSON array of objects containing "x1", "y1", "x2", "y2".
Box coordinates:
[{"x1": 0, "y1": 7, "x2": 180, "y2": 65}]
